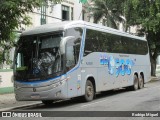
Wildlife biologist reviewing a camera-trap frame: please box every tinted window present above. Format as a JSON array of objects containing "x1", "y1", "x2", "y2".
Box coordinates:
[
  {"x1": 84, "y1": 29, "x2": 148, "y2": 56},
  {"x1": 15, "y1": 32, "x2": 63, "y2": 81}
]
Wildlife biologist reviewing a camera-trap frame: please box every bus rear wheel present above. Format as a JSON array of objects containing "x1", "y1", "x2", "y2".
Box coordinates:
[
  {"x1": 42, "y1": 100, "x2": 54, "y2": 106},
  {"x1": 132, "y1": 75, "x2": 139, "y2": 90},
  {"x1": 138, "y1": 74, "x2": 144, "y2": 89},
  {"x1": 84, "y1": 80, "x2": 94, "y2": 102}
]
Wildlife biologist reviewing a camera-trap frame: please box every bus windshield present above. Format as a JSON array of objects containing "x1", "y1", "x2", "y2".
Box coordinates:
[{"x1": 14, "y1": 32, "x2": 63, "y2": 81}]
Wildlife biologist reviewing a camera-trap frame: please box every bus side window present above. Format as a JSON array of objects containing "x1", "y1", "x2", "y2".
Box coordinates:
[{"x1": 66, "y1": 38, "x2": 81, "y2": 71}]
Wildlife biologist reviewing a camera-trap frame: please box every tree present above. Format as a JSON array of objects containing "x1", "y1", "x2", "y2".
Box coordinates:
[
  {"x1": 0, "y1": 0, "x2": 62, "y2": 42},
  {"x1": 90, "y1": 0, "x2": 125, "y2": 29},
  {"x1": 0, "y1": 32, "x2": 18, "y2": 68},
  {"x1": 0, "y1": 0, "x2": 62, "y2": 67},
  {"x1": 123, "y1": 0, "x2": 160, "y2": 76},
  {"x1": 90, "y1": 0, "x2": 160, "y2": 76},
  {"x1": 79, "y1": 0, "x2": 87, "y2": 4}
]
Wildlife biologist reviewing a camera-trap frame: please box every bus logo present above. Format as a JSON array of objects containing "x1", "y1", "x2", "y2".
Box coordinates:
[{"x1": 100, "y1": 54, "x2": 135, "y2": 77}]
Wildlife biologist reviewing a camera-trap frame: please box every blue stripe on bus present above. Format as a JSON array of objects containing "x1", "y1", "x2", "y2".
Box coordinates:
[{"x1": 15, "y1": 74, "x2": 65, "y2": 84}]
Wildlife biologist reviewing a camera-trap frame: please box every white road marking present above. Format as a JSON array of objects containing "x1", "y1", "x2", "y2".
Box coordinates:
[{"x1": 81, "y1": 99, "x2": 108, "y2": 108}]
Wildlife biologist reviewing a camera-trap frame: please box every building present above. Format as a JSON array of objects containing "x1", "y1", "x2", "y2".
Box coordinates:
[
  {"x1": 157, "y1": 56, "x2": 160, "y2": 65},
  {"x1": 21, "y1": 0, "x2": 83, "y2": 30}
]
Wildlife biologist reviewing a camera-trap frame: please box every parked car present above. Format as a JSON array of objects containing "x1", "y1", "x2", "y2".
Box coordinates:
[{"x1": 156, "y1": 65, "x2": 160, "y2": 76}]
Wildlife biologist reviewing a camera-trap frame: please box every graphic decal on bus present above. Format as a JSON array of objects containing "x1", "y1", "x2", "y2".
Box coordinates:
[
  {"x1": 100, "y1": 54, "x2": 135, "y2": 77},
  {"x1": 100, "y1": 54, "x2": 108, "y2": 65}
]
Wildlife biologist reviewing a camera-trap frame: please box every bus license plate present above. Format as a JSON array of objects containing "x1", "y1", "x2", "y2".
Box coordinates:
[{"x1": 31, "y1": 94, "x2": 40, "y2": 99}]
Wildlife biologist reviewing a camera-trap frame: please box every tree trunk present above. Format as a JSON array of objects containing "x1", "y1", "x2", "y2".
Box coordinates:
[{"x1": 150, "y1": 56, "x2": 156, "y2": 76}]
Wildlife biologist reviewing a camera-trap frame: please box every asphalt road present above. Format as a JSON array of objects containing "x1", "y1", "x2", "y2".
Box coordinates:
[{"x1": 1, "y1": 80, "x2": 160, "y2": 120}]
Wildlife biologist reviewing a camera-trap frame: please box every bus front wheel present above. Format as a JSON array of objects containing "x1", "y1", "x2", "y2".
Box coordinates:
[{"x1": 84, "y1": 80, "x2": 94, "y2": 102}]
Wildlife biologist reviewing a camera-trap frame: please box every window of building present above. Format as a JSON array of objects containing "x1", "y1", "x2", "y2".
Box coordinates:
[
  {"x1": 82, "y1": 10, "x2": 85, "y2": 20},
  {"x1": 40, "y1": 2, "x2": 47, "y2": 25},
  {"x1": 62, "y1": 5, "x2": 70, "y2": 20}
]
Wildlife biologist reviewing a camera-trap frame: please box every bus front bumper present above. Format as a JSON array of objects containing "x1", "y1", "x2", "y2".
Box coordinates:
[{"x1": 14, "y1": 79, "x2": 68, "y2": 101}]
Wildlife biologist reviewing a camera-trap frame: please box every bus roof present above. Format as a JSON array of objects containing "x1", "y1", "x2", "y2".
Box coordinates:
[
  {"x1": 21, "y1": 21, "x2": 71, "y2": 36},
  {"x1": 21, "y1": 20, "x2": 145, "y2": 41}
]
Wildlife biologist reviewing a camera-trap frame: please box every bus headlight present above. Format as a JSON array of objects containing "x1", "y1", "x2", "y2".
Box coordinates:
[{"x1": 52, "y1": 79, "x2": 66, "y2": 88}]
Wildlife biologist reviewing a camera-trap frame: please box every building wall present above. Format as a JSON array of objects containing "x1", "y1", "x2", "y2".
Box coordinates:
[
  {"x1": 0, "y1": 70, "x2": 14, "y2": 94},
  {"x1": 24, "y1": 0, "x2": 82, "y2": 30},
  {"x1": 157, "y1": 56, "x2": 160, "y2": 65}
]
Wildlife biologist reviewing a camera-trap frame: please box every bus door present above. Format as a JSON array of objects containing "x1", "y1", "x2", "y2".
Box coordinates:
[
  {"x1": 65, "y1": 37, "x2": 82, "y2": 98},
  {"x1": 66, "y1": 68, "x2": 82, "y2": 98}
]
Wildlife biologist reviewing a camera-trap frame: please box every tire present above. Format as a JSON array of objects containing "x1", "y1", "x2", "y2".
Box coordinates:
[
  {"x1": 84, "y1": 80, "x2": 95, "y2": 102},
  {"x1": 138, "y1": 74, "x2": 144, "y2": 89},
  {"x1": 131, "y1": 75, "x2": 139, "y2": 91},
  {"x1": 42, "y1": 100, "x2": 54, "y2": 105}
]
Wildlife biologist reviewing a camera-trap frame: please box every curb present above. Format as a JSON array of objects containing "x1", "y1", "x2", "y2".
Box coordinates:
[
  {"x1": 150, "y1": 76, "x2": 160, "y2": 81},
  {"x1": 0, "y1": 87, "x2": 14, "y2": 94},
  {"x1": 0, "y1": 102, "x2": 41, "y2": 111}
]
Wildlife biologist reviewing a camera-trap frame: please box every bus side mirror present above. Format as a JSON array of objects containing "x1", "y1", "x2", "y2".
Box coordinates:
[{"x1": 60, "y1": 36, "x2": 75, "y2": 54}]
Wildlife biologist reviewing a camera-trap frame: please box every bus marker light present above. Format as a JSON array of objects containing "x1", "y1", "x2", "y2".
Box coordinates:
[
  {"x1": 33, "y1": 88, "x2": 36, "y2": 92},
  {"x1": 55, "y1": 91, "x2": 61, "y2": 97}
]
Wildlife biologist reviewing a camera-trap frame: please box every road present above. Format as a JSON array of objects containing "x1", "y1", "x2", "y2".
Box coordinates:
[{"x1": 1, "y1": 80, "x2": 160, "y2": 120}]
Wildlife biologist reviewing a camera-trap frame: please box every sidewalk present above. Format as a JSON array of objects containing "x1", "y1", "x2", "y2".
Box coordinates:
[
  {"x1": 0, "y1": 93, "x2": 40, "y2": 111},
  {"x1": 150, "y1": 76, "x2": 160, "y2": 82}
]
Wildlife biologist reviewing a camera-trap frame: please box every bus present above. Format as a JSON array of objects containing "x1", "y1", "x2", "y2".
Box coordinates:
[{"x1": 13, "y1": 21, "x2": 151, "y2": 105}]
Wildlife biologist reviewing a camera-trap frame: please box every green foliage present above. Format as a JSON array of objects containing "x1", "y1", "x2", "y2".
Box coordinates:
[
  {"x1": 0, "y1": 0, "x2": 38, "y2": 42},
  {"x1": 90, "y1": 0, "x2": 125, "y2": 29},
  {"x1": 0, "y1": 0, "x2": 62, "y2": 42},
  {"x1": 90, "y1": 0, "x2": 160, "y2": 75},
  {"x1": 0, "y1": 51, "x2": 3, "y2": 64},
  {"x1": 80, "y1": 0, "x2": 87, "y2": 4},
  {"x1": 0, "y1": 0, "x2": 62, "y2": 66},
  {"x1": 123, "y1": 0, "x2": 160, "y2": 52},
  {"x1": 0, "y1": 32, "x2": 18, "y2": 65},
  {"x1": 122, "y1": 0, "x2": 160, "y2": 75},
  {"x1": 125, "y1": 1, "x2": 156, "y2": 29}
]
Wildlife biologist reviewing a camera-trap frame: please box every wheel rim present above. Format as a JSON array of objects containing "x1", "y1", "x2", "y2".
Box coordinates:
[
  {"x1": 87, "y1": 85, "x2": 93, "y2": 98},
  {"x1": 139, "y1": 76, "x2": 144, "y2": 88},
  {"x1": 134, "y1": 76, "x2": 138, "y2": 90}
]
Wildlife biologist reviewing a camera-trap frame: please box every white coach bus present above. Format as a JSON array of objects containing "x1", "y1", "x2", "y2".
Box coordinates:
[{"x1": 14, "y1": 21, "x2": 151, "y2": 105}]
